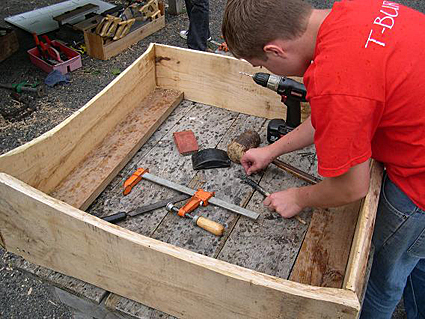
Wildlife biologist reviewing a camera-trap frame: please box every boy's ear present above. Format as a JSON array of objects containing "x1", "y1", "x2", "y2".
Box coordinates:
[{"x1": 264, "y1": 43, "x2": 286, "y2": 58}]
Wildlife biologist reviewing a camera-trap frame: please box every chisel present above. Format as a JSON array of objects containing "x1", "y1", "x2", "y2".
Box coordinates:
[
  {"x1": 241, "y1": 176, "x2": 307, "y2": 225},
  {"x1": 102, "y1": 194, "x2": 190, "y2": 223}
]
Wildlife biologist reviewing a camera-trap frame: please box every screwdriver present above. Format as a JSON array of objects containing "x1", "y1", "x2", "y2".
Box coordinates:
[
  {"x1": 166, "y1": 203, "x2": 225, "y2": 236},
  {"x1": 241, "y1": 176, "x2": 307, "y2": 225}
]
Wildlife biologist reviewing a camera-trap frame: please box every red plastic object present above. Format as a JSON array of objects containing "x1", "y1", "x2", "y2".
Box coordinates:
[{"x1": 27, "y1": 40, "x2": 82, "y2": 74}]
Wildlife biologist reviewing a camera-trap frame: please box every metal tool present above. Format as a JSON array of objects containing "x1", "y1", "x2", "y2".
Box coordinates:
[
  {"x1": 241, "y1": 176, "x2": 307, "y2": 225},
  {"x1": 102, "y1": 194, "x2": 190, "y2": 223},
  {"x1": 166, "y1": 203, "x2": 225, "y2": 236},
  {"x1": 0, "y1": 83, "x2": 46, "y2": 97},
  {"x1": 272, "y1": 159, "x2": 321, "y2": 185},
  {"x1": 123, "y1": 168, "x2": 260, "y2": 220}
]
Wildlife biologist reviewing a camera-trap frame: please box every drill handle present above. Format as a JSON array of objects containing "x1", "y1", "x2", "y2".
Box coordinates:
[
  {"x1": 282, "y1": 96, "x2": 301, "y2": 129},
  {"x1": 278, "y1": 77, "x2": 307, "y2": 102}
]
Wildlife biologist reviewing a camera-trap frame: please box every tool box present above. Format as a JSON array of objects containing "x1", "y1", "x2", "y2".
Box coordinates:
[{"x1": 27, "y1": 40, "x2": 82, "y2": 74}]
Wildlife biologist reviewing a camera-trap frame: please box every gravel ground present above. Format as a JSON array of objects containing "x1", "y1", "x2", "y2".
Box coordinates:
[{"x1": 1, "y1": 0, "x2": 424, "y2": 318}]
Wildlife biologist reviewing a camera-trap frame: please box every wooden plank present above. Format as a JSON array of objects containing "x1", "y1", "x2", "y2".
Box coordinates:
[
  {"x1": 105, "y1": 294, "x2": 174, "y2": 318},
  {"x1": 343, "y1": 160, "x2": 383, "y2": 298},
  {"x1": 51, "y1": 88, "x2": 183, "y2": 210},
  {"x1": 154, "y1": 44, "x2": 286, "y2": 120},
  {"x1": 0, "y1": 29, "x2": 19, "y2": 63},
  {"x1": 73, "y1": 15, "x2": 103, "y2": 32},
  {"x1": 289, "y1": 202, "x2": 361, "y2": 288},
  {"x1": 0, "y1": 173, "x2": 360, "y2": 318},
  {"x1": 84, "y1": 30, "x2": 106, "y2": 60},
  {"x1": 53, "y1": 4, "x2": 99, "y2": 25},
  {"x1": 0, "y1": 44, "x2": 157, "y2": 193},
  {"x1": 167, "y1": 0, "x2": 185, "y2": 15}
]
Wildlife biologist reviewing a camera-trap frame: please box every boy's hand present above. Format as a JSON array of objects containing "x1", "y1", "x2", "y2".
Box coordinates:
[
  {"x1": 263, "y1": 188, "x2": 303, "y2": 218},
  {"x1": 240, "y1": 147, "x2": 274, "y2": 175}
]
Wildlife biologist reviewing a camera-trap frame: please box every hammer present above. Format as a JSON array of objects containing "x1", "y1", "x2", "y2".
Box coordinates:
[{"x1": 227, "y1": 130, "x2": 321, "y2": 185}]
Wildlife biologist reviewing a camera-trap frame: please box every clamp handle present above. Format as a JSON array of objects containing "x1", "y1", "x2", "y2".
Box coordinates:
[
  {"x1": 123, "y1": 168, "x2": 149, "y2": 195},
  {"x1": 166, "y1": 203, "x2": 224, "y2": 236},
  {"x1": 178, "y1": 189, "x2": 215, "y2": 217},
  {"x1": 192, "y1": 216, "x2": 224, "y2": 236}
]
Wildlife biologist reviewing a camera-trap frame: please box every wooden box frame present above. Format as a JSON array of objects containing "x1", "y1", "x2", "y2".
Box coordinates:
[
  {"x1": 0, "y1": 44, "x2": 382, "y2": 318},
  {"x1": 83, "y1": 2, "x2": 165, "y2": 60}
]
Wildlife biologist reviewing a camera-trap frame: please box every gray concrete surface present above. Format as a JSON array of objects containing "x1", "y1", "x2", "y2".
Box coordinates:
[{"x1": 1, "y1": 0, "x2": 424, "y2": 318}]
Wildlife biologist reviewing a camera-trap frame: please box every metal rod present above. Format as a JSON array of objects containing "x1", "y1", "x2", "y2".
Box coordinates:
[
  {"x1": 272, "y1": 159, "x2": 321, "y2": 185},
  {"x1": 142, "y1": 172, "x2": 259, "y2": 220}
]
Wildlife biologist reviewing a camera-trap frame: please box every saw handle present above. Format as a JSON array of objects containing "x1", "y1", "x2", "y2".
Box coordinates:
[{"x1": 193, "y1": 216, "x2": 224, "y2": 236}]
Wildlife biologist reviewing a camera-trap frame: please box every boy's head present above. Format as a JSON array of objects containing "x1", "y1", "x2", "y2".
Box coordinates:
[{"x1": 222, "y1": 0, "x2": 313, "y2": 61}]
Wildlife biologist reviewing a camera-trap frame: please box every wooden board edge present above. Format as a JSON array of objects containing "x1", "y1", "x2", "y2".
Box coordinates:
[
  {"x1": 0, "y1": 230, "x2": 5, "y2": 248},
  {"x1": 343, "y1": 160, "x2": 383, "y2": 298},
  {"x1": 77, "y1": 89, "x2": 183, "y2": 210},
  {"x1": 289, "y1": 201, "x2": 361, "y2": 289},
  {"x1": 0, "y1": 172, "x2": 360, "y2": 319}
]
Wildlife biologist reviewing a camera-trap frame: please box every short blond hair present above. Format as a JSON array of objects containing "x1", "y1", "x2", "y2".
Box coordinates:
[{"x1": 222, "y1": 0, "x2": 313, "y2": 60}]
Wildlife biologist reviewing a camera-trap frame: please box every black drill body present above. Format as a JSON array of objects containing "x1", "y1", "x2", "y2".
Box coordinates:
[{"x1": 252, "y1": 72, "x2": 307, "y2": 143}]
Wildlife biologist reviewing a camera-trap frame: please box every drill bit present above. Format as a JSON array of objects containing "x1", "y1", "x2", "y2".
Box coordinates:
[{"x1": 239, "y1": 72, "x2": 253, "y2": 77}]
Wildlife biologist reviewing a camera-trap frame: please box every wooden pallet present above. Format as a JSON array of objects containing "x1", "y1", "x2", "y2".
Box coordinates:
[{"x1": 0, "y1": 44, "x2": 382, "y2": 318}]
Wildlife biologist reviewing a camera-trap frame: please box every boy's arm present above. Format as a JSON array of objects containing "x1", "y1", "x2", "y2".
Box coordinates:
[
  {"x1": 264, "y1": 159, "x2": 371, "y2": 217},
  {"x1": 241, "y1": 116, "x2": 315, "y2": 175}
]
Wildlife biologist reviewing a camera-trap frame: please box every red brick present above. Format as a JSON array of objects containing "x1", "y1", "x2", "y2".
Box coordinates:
[{"x1": 173, "y1": 130, "x2": 199, "y2": 155}]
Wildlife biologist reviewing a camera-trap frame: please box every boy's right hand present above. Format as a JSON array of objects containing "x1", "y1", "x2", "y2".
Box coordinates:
[{"x1": 240, "y1": 147, "x2": 274, "y2": 175}]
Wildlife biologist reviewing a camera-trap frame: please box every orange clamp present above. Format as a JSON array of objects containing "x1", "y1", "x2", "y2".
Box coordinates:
[
  {"x1": 123, "y1": 168, "x2": 149, "y2": 195},
  {"x1": 178, "y1": 189, "x2": 215, "y2": 217}
]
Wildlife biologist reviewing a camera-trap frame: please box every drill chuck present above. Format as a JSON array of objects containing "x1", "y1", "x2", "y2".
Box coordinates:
[
  {"x1": 252, "y1": 73, "x2": 282, "y2": 93},
  {"x1": 252, "y1": 72, "x2": 307, "y2": 102}
]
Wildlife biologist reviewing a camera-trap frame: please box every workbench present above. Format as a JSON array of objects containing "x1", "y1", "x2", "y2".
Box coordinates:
[{"x1": 0, "y1": 44, "x2": 382, "y2": 318}]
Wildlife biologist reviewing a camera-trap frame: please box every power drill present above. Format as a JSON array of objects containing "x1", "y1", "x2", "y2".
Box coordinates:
[{"x1": 248, "y1": 72, "x2": 307, "y2": 143}]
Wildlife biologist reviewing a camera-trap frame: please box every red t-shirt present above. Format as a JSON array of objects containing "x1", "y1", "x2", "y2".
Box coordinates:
[{"x1": 304, "y1": 0, "x2": 425, "y2": 209}]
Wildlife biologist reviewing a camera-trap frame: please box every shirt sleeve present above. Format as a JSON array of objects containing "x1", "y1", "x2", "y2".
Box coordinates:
[{"x1": 310, "y1": 94, "x2": 382, "y2": 177}]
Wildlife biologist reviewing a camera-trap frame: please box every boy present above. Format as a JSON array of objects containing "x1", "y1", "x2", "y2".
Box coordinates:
[{"x1": 222, "y1": 0, "x2": 425, "y2": 317}]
